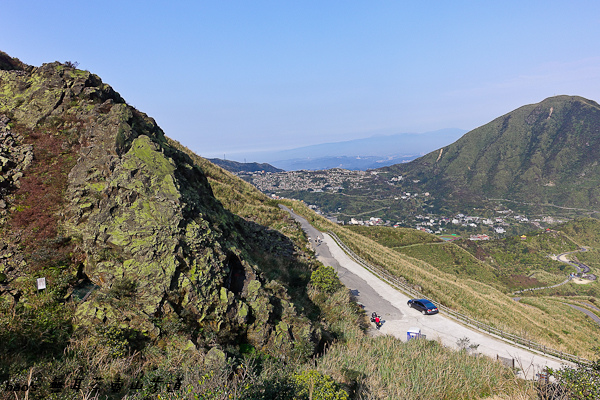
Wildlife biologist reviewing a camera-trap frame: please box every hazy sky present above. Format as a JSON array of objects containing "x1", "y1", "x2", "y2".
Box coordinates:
[{"x1": 2, "y1": 1, "x2": 600, "y2": 160}]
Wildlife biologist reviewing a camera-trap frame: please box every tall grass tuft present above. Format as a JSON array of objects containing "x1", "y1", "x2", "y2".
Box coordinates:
[{"x1": 315, "y1": 336, "x2": 534, "y2": 400}]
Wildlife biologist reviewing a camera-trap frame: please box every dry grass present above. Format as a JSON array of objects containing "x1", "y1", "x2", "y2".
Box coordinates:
[
  {"x1": 314, "y1": 336, "x2": 535, "y2": 400},
  {"x1": 284, "y1": 200, "x2": 600, "y2": 359}
]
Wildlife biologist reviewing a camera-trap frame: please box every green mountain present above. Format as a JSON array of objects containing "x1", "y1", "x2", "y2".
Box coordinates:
[
  {"x1": 3, "y1": 52, "x2": 597, "y2": 399},
  {"x1": 0, "y1": 51, "x2": 325, "y2": 369},
  {"x1": 207, "y1": 157, "x2": 284, "y2": 173},
  {"x1": 382, "y1": 96, "x2": 600, "y2": 212}
]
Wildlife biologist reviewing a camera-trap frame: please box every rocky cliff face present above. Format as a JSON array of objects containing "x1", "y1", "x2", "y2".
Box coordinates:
[{"x1": 0, "y1": 52, "x2": 319, "y2": 359}]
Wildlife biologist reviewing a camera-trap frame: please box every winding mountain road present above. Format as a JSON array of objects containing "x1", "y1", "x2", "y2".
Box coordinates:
[
  {"x1": 512, "y1": 248, "x2": 596, "y2": 295},
  {"x1": 281, "y1": 205, "x2": 571, "y2": 379},
  {"x1": 565, "y1": 304, "x2": 600, "y2": 326},
  {"x1": 555, "y1": 248, "x2": 596, "y2": 280}
]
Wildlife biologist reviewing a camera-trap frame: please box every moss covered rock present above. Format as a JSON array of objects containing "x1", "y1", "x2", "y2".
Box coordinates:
[{"x1": 0, "y1": 56, "x2": 320, "y2": 360}]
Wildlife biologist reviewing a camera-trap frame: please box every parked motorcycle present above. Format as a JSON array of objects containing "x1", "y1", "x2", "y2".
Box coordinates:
[{"x1": 370, "y1": 312, "x2": 383, "y2": 329}]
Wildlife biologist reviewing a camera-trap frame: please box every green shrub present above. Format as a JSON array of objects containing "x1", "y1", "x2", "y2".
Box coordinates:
[
  {"x1": 107, "y1": 277, "x2": 137, "y2": 299},
  {"x1": 293, "y1": 370, "x2": 349, "y2": 400},
  {"x1": 548, "y1": 357, "x2": 600, "y2": 400},
  {"x1": 310, "y1": 265, "x2": 341, "y2": 293},
  {"x1": 96, "y1": 324, "x2": 147, "y2": 358}
]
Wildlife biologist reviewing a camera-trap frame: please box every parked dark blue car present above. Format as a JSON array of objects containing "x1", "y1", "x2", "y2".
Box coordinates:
[{"x1": 407, "y1": 299, "x2": 439, "y2": 315}]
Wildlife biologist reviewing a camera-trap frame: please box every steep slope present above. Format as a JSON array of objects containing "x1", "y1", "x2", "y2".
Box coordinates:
[
  {"x1": 0, "y1": 52, "x2": 548, "y2": 400},
  {"x1": 0, "y1": 52, "x2": 320, "y2": 363},
  {"x1": 382, "y1": 96, "x2": 600, "y2": 211}
]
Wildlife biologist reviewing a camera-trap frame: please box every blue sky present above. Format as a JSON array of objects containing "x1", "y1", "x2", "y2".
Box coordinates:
[{"x1": 2, "y1": 1, "x2": 600, "y2": 160}]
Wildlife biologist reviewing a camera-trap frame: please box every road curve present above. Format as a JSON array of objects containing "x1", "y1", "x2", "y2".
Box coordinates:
[
  {"x1": 280, "y1": 205, "x2": 571, "y2": 379},
  {"x1": 513, "y1": 248, "x2": 596, "y2": 294},
  {"x1": 556, "y1": 249, "x2": 590, "y2": 274},
  {"x1": 565, "y1": 304, "x2": 600, "y2": 327}
]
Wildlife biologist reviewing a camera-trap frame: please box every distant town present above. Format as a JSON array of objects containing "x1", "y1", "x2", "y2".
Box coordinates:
[
  {"x1": 242, "y1": 168, "x2": 368, "y2": 192},
  {"x1": 306, "y1": 203, "x2": 562, "y2": 240},
  {"x1": 238, "y1": 169, "x2": 565, "y2": 239}
]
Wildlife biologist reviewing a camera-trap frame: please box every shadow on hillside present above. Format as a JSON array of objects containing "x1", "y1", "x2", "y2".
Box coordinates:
[{"x1": 166, "y1": 144, "x2": 329, "y2": 351}]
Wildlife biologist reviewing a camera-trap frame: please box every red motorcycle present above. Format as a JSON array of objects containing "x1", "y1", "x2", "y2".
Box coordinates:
[{"x1": 371, "y1": 312, "x2": 383, "y2": 329}]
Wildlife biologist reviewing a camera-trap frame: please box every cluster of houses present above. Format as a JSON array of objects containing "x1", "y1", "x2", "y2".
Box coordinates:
[
  {"x1": 346, "y1": 212, "x2": 515, "y2": 234},
  {"x1": 244, "y1": 168, "x2": 367, "y2": 193},
  {"x1": 348, "y1": 217, "x2": 385, "y2": 226},
  {"x1": 411, "y1": 211, "x2": 544, "y2": 237},
  {"x1": 394, "y1": 191, "x2": 430, "y2": 200},
  {"x1": 244, "y1": 170, "x2": 565, "y2": 241}
]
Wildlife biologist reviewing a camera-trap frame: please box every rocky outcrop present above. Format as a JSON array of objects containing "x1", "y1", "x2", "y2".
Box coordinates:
[
  {"x1": 0, "y1": 116, "x2": 33, "y2": 212},
  {"x1": 0, "y1": 56, "x2": 319, "y2": 358}
]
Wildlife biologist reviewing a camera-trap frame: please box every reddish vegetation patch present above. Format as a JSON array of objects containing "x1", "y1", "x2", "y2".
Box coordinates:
[
  {"x1": 7, "y1": 123, "x2": 80, "y2": 270},
  {"x1": 460, "y1": 240, "x2": 489, "y2": 261},
  {"x1": 473, "y1": 245, "x2": 489, "y2": 261},
  {"x1": 503, "y1": 274, "x2": 541, "y2": 290}
]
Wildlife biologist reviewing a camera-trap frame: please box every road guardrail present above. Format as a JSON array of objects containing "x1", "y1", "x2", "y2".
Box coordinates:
[{"x1": 327, "y1": 231, "x2": 591, "y2": 366}]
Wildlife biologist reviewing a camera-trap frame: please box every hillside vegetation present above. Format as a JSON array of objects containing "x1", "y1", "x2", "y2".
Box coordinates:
[
  {"x1": 207, "y1": 157, "x2": 284, "y2": 173},
  {"x1": 347, "y1": 225, "x2": 442, "y2": 247},
  {"x1": 0, "y1": 52, "x2": 326, "y2": 397},
  {"x1": 0, "y1": 52, "x2": 545, "y2": 399},
  {"x1": 286, "y1": 200, "x2": 600, "y2": 360},
  {"x1": 349, "y1": 221, "x2": 600, "y2": 295},
  {"x1": 245, "y1": 96, "x2": 600, "y2": 227},
  {"x1": 383, "y1": 96, "x2": 600, "y2": 213}
]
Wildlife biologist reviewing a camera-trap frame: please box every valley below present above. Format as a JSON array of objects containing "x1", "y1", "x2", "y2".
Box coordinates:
[
  {"x1": 1, "y1": 53, "x2": 599, "y2": 399},
  {"x1": 283, "y1": 205, "x2": 573, "y2": 379}
]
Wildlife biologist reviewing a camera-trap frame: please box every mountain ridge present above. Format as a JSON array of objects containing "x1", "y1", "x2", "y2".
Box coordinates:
[
  {"x1": 207, "y1": 157, "x2": 284, "y2": 173},
  {"x1": 381, "y1": 95, "x2": 600, "y2": 212},
  {"x1": 229, "y1": 128, "x2": 467, "y2": 171}
]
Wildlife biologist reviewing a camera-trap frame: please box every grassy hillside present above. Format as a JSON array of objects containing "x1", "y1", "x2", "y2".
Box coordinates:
[
  {"x1": 456, "y1": 230, "x2": 579, "y2": 290},
  {"x1": 346, "y1": 225, "x2": 583, "y2": 292},
  {"x1": 396, "y1": 242, "x2": 502, "y2": 287},
  {"x1": 455, "y1": 220, "x2": 600, "y2": 296},
  {"x1": 347, "y1": 226, "x2": 502, "y2": 287},
  {"x1": 286, "y1": 200, "x2": 600, "y2": 360},
  {"x1": 347, "y1": 225, "x2": 442, "y2": 247},
  {"x1": 0, "y1": 53, "x2": 543, "y2": 399},
  {"x1": 383, "y1": 96, "x2": 600, "y2": 213},
  {"x1": 0, "y1": 54, "x2": 328, "y2": 397},
  {"x1": 207, "y1": 157, "x2": 284, "y2": 173}
]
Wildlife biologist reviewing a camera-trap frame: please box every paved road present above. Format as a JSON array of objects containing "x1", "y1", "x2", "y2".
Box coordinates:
[
  {"x1": 513, "y1": 248, "x2": 596, "y2": 295},
  {"x1": 565, "y1": 304, "x2": 600, "y2": 327},
  {"x1": 578, "y1": 301, "x2": 600, "y2": 313},
  {"x1": 556, "y1": 248, "x2": 590, "y2": 274},
  {"x1": 281, "y1": 205, "x2": 571, "y2": 379}
]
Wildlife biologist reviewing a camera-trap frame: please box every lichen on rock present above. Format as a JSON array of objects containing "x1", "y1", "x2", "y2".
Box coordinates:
[{"x1": 1, "y1": 56, "x2": 320, "y2": 360}]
